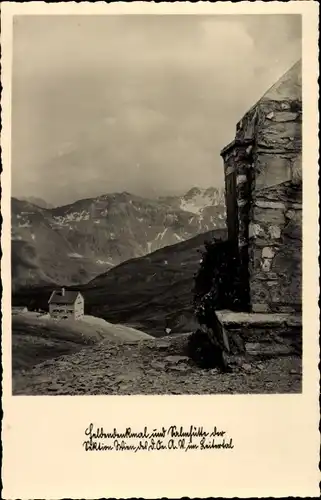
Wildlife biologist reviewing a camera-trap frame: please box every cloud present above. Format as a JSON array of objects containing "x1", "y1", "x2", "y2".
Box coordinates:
[{"x1": 12, "y1": 15, "x2": 301, "y2": 205}]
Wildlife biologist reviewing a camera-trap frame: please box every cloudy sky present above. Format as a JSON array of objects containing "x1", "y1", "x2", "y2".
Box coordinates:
[{"x1": 12, "y1": 14, "x2": 301, "y2": 206}]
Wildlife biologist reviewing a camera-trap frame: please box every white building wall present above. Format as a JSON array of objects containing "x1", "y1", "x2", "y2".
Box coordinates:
[
  {"x1": 74, "y1": 294, "x2": 84, "y2": 320},
  {"x1": 49, "y1": 304, "x2": 75, "y2": 319}
]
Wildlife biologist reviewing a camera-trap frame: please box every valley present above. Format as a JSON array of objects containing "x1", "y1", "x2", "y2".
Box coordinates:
[{"x1": 12, "y1": 227, "x2": 228, "y2": 337}]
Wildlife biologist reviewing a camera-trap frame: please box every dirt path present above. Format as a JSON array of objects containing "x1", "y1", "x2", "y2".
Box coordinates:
[{"x1": 13, "y1": 334, "x2": 302, "y2": 395}]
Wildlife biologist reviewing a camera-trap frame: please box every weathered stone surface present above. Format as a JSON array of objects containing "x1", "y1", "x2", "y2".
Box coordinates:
[
  {"x1": 260, "y1": 60, "x2": 301, "y2": 102},
  {"x1": 238, "y1": 236, "x2": 247, "y2": 248},
  {"x1": 150, "y1": 360, "x2": 167, "y2": 370},
  {"x1": 249, "y1": 222, "x2": 264, "y2": 238},
  {"x1": 167, "y1": 364, "x2": 190, "y2": 372},
  {"x1": 247, "y1": 344, "x2": 295, "y2": 356},
  {"x1": 235, "y1": 106, "x2": 257, "y2": 142},
  {"x1": 221, "y1": 62, "x2": 302, "y2": 314},
  {"x1": 267, "y1": 280, "x2": 278, "y2": 287},
  {"x1": 268, "y1": 111, "x2": 300, "y2": 122},
  {"x1": 254, "y1": 201, "x2": 286, "y2": 211},
  {"x1": 262, "y1": 247, "x2": 276, "y2": 259},
  {"x1": 164, "y1": 355, "x2": 190, "y2": 364},
  {"x1": 255, "y1": 154, "x2": 292, "y2": 189},
  {"x1": 285, "y1": 208, "x2": 302, "y2": 222},
  {"x1": 245, "y1": 342, "x2": 261, "y2": 351},
  {"x1": 251, "y1": 278, "x2": 272, "y2": 303},
  {"x1": 266, "y1": 111, "x2": 274, "y2": 120},
  {"x1": 215, "y1": 310, "x2": 301, "y2": 328},
  {"x1": 271, "y1": 249, "x2": 302, "y2": 308},
  {"x1": 213, "y1": 310, "x2": 302, "y2": 358},
  {"x1": 157, "y1": 340, "x2": 171, "y2": 350},
  {"x1": 257, "y1": 119, "x2": 301, "y2": 150},
  {"x1": 291, "y1": 154, "x2": 302, "y2": 183},
  {"x1": 255, "y1": 271, "x2": 279, "y2": 281},
  {"x1": 275, "y1": 306, "x2": 297, "y2": 313},
  {"x1": 237, "y1": 174, "x2": 247, "y2": 185},
  {"x1": 261, "y1": 258, "x2": 271, "y2": 272},
  {"x1": 252, "y1": 303, "x2": 270, "y2": 313},
  {"x1": 225, "y1": 166, "x2": 235, "y2": 176},
  {"x1": 237, "y1": 199, "x2": 247, "y2": 207},
  {"x1": 268, "y1": 225, "x2": 281, "y2": 239},
  {"x1": 282, "y1": 219, "x2": 302, "y2": 240},
  {"x1": 255, "y1": 180, "x2": 302, "y2": 204}
]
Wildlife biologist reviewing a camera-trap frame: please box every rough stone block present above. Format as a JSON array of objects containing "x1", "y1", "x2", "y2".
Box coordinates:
[
  {"x1": 261, "y1": 258, "x2": 272, "y2": 272},
  {"x1": 273, "y1": 305, "x2": 297, "y2": 314},
  {"x1": 255, "y1": 154, "x2": 292, "y2": 189},
  {"x1": 268, "y1": 111, "x2": 300, "y2": 123},
  {"x1": 268, "y1": 225, "x2": 281, "y2": 239},
  {"x1": 255, "y1": 271, "x2": 279, "y2": 281},
  {"x1": 282, "y1": 218, "x2": 302, "y2": 240},
  {"x1": 291, "y1": 154, "x2": 302, "y2": 183},
  {"x1": 254, "y1": 181, "x2": 302, "y2": 204},
  {"x1": 252, "y1": 303, "x2": 270, "y2": 313},
  {"x1": 262, "y1": 247, "x2": 276, "y2": 259},
  {"x1": 258, "y1": 119, "x2": 301, "y2": 142},
  {"x1": 267, "y1": 280, "x2": 279, "y2": 287},
  {"x1": 249, "y1": 222, "x2": 265, "y2": 239},
  {"x1": 237, "y1": 174, "x2": 247, "y2": 185},
  {"x1": 250, "y1": 278, "x2": 272, "y2": 304},
  {"x1": 253, "y1": 205, "x2": 286, "y2": 223}
]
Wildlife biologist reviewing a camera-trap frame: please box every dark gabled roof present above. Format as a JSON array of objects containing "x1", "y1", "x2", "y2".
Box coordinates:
[{"x1": 48, "y1": 290, "x2": 81, "y2": 305}]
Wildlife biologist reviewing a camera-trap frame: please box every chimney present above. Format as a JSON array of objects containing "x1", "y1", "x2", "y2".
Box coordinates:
[{"x1": 61, "y1": 287, "x2": 65, "y2": 297}]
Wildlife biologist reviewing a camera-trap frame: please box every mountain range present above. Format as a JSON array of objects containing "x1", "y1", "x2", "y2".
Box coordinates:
[
  {"x1": 18, "y1": 196, "x2": 55, "y2": 209},
  {"x1": 12, "y1": 187, "x2": 226, "y2": 290}
]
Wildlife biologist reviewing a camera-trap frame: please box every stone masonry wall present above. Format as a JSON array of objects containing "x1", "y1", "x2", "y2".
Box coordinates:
[
  {"x1": 248, "y1": 181, "x2": 302, "y2": 313},
  {"x1": 248, "y1": 97, "x2": 302, "y2": 313},
  {"x1": 221, "y1": 76, "x2": 302, "y2": 314}
]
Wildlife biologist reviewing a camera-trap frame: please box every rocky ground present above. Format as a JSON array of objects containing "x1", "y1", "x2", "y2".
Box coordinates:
[{"x1": 13, "y1": 333, "x2": 302, "y2": 395}]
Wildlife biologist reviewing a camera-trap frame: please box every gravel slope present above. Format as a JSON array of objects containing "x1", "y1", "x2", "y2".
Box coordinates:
[{"x1": 13, "y1": 334, "x2": 302, "y2": 396}]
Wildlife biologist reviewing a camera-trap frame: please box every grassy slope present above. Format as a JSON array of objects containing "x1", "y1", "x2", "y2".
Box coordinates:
[
  {"x1": 12, "y1": 314, "x2": 150, "y2": 372},
  {"x1": 12, "y1": 315, "x2": 98, "y2": 372}
]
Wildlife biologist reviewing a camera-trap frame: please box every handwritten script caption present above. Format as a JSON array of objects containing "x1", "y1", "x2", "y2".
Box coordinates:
[{"x1": 83, "y1": 423, "x2": 234, "y2": 453}]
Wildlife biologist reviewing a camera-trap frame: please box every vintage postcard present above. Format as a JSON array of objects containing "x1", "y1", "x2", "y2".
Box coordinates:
[{"x1": 1, "y1": 1, "x2": 319, "y2": 498}]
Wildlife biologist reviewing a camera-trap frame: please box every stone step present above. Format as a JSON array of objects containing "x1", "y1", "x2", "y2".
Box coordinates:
[{"x1": 210, "y1": 310, "x2": 302, "y2": 357}]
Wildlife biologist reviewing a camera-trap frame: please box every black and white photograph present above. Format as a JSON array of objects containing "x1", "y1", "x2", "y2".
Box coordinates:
[
  {"x1": 1, "y1": 3, "x2": 320, "y2": 499},
  {"x1": 9, "y1": 13, "x2": 304, "y2": 396}
]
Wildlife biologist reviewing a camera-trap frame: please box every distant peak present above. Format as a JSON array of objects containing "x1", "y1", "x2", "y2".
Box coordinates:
[
  {"x1": 185, "y1": 187, "x2": 202, "y2": 198},
  {"x1": 184, "y1": 186, "x2": 223, "y2": 199}
]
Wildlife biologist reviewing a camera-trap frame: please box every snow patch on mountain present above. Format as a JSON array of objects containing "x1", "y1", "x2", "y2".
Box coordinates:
[
  {"x1": 180, "y1": 187, "x2": 225, "y2": 215},
  {"x1": 52, "y1": 211, "x2": 90, "y2": 226}
]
